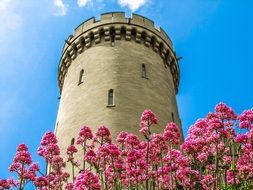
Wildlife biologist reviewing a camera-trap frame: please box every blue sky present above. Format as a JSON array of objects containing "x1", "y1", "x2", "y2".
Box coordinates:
[{"x1": 0, "y1": 0, "x2": 253, "y2": 179}]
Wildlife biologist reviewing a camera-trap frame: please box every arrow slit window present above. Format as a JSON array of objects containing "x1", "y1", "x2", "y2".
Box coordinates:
[
  {"x1": 141, "y1": 64, "x2": 147, "y2": 78},
  {"x1": 108, "y1": 89, "x2": 114, "y2": 106},
  {"x1": 78, "y1": 69, "x2": 84, "y2": 85}
]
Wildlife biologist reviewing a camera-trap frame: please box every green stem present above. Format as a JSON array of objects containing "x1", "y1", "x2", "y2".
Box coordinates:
[{"x1": 146, "y1": 139, "x2": 150, "y2": 190}]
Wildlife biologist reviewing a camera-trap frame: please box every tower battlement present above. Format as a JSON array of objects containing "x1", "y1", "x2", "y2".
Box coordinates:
[
  {"x1": 58, "y1": 12, "x2": 180, "y2": 94},
  {"x1": 71, "y1": 12, "x2": 172, "y2": 48}
]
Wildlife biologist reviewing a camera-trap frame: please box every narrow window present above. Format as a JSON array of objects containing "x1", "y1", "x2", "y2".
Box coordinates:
[
  {"x1": 71, "y1": 138, "x2": 75, "y2": 145},
  {"x1": 141, "y1": 64, "x2": 147, "y2": 78},
  {"x1": 110, "y1": 29, "x2": 115, "y2": 47},
  {"x1": 78, "y1": 69, "x2": 84, "y2": 85},
  {"x1": 171, "y1": 112, "x2": 175, "y2": 122},
  {"x1": 108, "y1": 89, "x2": 114, "y2": 106},
  {"x1": 111, "y1": 34, "x2": 115, "y2": 46}
]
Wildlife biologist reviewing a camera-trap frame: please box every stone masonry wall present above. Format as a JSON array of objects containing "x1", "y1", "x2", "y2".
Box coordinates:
[{"x1": 55, "y1": 12, "x2": 183, "y2": 170}]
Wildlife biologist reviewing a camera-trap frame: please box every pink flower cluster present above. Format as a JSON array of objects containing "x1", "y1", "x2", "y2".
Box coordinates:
[
  {"x1": 1, "y1": 103, "x2": 253, "y2": 190},
  {"x1": 36, "y1": 132, "x2": 69, "y2": 189},
  {"x1": 7, "y1": 144, "x2": 39, "y2": 189}
]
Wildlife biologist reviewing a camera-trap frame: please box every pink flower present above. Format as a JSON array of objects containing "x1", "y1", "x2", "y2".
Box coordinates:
[
  {"x1": 215, "y1": 102, "x2": 237, "y2": 120},
  {"x1": 239, "y1": 109, "x2": 253, "y2": 129},
  {"x1": 197, "y1": 152, "x2": 208, "y2": 163},
  {"x1": 125, "y1": 134, "x2": 141, "y2": 149},
  {"x1": 9, "y1": 144, "x2": 33, "y2": 171},
  {"x1": 140, "y1": 109, "x2": 158, "y2": 125},
  {"x1": 127, "y1": 149, "x2": 142, "y2": 163},
  {"x1": 163, "y1": 122, "x2": 181, "y2": 145},
  {"x1": 207, "y1": 118, "x2": 223, "y2": 130},
  {"x1": 76, "y1": 126, "x2": 93, "y2": 145},
  {"x1": 235, "y1": 134, "x2": 247, "y2": 143},
  {"x1": 38, "y1": 132, "x2": 70, "y2": 189},
  {"x1": 9, "y1": 144, "x2": 38, "y2": 189},
  {"x1": 0, "y1": 179, "x2": 11, "y2": 189},
  {"x1": 94, "y1": 125, "x2": 111, "y2": 144},
  {"x1": 116, "y1": 131, "x2": 128, "y2": 144},
  {"x1": 139, "y1": 110, "x2": 158, "y2": 139},
  {"x1": 84, "y1": 149, "x2": 97, "y2": 165},
  {"x1": 176, "y1": 167, "x2": 199, "y2": 188},
  {"x1": 66, "y1": 144, "x2": 78, "y2": 162},
  {"x1": 226, "y1": 170, "x2": 239, "y2": 185},
  {"x1": 34, "y1": 176, "x2": 48, "y2": 188},
  {"x1": 222, "y1": 155, "x2": 232, "y2": 165},
  {"x1": 201, "y1": 174, "x2": 215, "y2": 190},
  {"x1": 74, "y1": 170, "x2": 100, "y2": 190},
  {"x1": 139, "y1": 126, "x2": 149, "y2": 136},
  {"x1": 65, "y1": 182, "x2": 74, "y2": 190},
  {"x1": 38, "y1": 132, "x2": 60, "y2": 163},
  {"x1": 97, "y1": 143, "x2": 120, "y2": 161}
]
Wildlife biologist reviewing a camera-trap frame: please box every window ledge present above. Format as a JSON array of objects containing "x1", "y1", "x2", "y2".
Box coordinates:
[
  {"x1": 107, "y1": 104, "x2": 116, "y2": 107},
  {"x1": 78, "y1": 82, "x2": 83, "y2": 86}
]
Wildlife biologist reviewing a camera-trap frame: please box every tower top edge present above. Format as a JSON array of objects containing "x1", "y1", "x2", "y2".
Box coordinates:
[{"x1": 67, "y1": 12, "x2": 172, "y2": 46}]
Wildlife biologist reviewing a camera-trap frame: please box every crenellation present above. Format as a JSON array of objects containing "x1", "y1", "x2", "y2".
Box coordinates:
[
  {"x1": 74, "y1": 24, "x2": 83, "y2": 37},
  {"x1": 81, "y1": 17, "x2": 95, "y2": 34},
  {"x1": 112, "y1": 12, "x2": 126, "y2": 22},
  {"x1": 143, "y1": 17, "x2": 155, "y2": 28},
  {"x1": 131, "y1": 14, "x2": 144, "y2": 26},
  {"x1": 70, "y1": 12, "x2": 173, "y2": 48},
  {"x1": 101, "y1": 12, "x2": 114, "y2": 20}
]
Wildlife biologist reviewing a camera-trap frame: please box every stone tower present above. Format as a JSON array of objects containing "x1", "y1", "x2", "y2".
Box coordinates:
[{"x1": 55, "y1": 12, "x2": 182, "y2": 154}]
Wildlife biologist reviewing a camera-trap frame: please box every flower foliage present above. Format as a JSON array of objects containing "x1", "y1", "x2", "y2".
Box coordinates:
[{"x1": 1, "y1": 103, "x2": 253, "y2": 190}]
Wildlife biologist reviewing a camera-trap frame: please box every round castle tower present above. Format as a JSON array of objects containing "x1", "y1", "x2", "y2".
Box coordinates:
[{"x1": 55, "y1": 12, "x2": 182, "y2": 153}]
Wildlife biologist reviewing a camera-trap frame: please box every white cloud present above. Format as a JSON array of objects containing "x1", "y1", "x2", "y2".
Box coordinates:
[
  {"x1": 118, "y1": 0, "x2": 147, "y2": 11},
  {"x1": 0, "y1": 0, "x2": 22, "y2": 43},
  {"x1": 53, "y1": 0, "x2": 67, "y2": 16},
  {"x1": 0, "y1": 0, "x2": 10, "y2": 10},
  {"x1": 77, "y1": 0, "x2": 90, "y2": 7}
]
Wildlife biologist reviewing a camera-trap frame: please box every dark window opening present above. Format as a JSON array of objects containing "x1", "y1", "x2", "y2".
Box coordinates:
[
  {"x1": 131, "y1": 29, "x2": 137, "y2": 40},
  {"x1": 159, "y1": 43, "x2": 163, "y2": 56},
  {"x1": 171, "y1": 112, "x2": 175, "y2": 122},
  {"x1": 78, "y1": 69, "x2": 84, "y2": 85},
  {"x1": 141, "y1": 64, "x2": 147, "y2": 78},
  {"x1": 110, "y1": 29, "x2": 115, "y2": 47},
  {"x1": 90, "y1": 32, "x2": 94, "y2": 43},
  {"x1": 108, "y1": 89, "x2": 114, "y2": 106},
  {"x1": 120, "y1": 27, "x2": 126, "y2": 39},
  {"x1": 141, "y1": 32, "x2": 146, "y2": 42},
  {"x1": 150, "y1": 37, "x2": 156, "y2": 51},
  {"x1": 71, "y1": 138, "x2": 75, "y2": 145}
]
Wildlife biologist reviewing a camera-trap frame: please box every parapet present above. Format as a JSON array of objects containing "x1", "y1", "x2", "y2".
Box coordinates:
[
  {"x1": 63, "y1": 12, "x2": 173, "y2": 52},
  {"x1": 58, "y1": 12, "x2": 180, "y2": 95}
]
